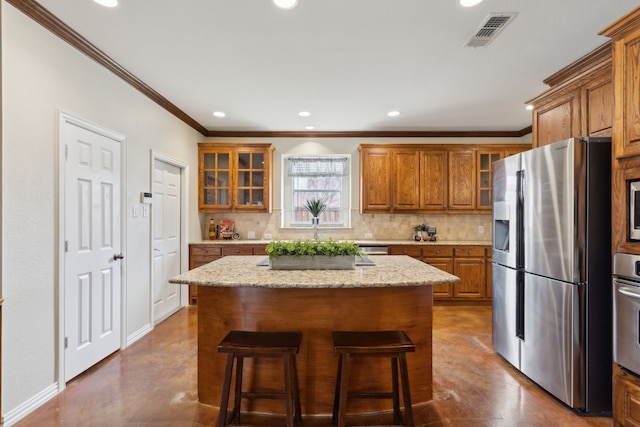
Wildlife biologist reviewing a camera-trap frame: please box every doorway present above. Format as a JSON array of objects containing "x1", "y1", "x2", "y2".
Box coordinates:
[
  {"x1": 60, "y1": 113, "x2": 125, "y2": 382},
  {"x1": 152, "y1": 154, "x2": 188, "y2": 324}
]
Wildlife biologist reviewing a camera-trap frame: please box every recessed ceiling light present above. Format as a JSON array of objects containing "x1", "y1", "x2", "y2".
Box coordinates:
[
  {"x1": 273, "y1": 0, "x2": 298, "y2": 9},
  {"x1": 525, "y1": 104, "x2": 534, "y2": 111},
  {"x1": 387, "y1": 111, "x2": 400, "y2": 117},
  {"x1": 305, "y1": 125, "x2": 315, "y2": 130},
  {"x1": 460, "y1": 0, "x2": 483, "y2": 7},
  {"x1": 213, "y1": 111, "x2": 226, "y2": 118},
  {"x1": 298, "y1": 111, "x2": 311, "y2": 117},
  {"x1": 94, "y1": 0, "x2": 118, "y2": 7}
]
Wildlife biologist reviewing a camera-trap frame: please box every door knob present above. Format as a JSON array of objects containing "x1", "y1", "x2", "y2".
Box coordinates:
[{"x1": 114, "y1": 253, "x2": 124, "y2": 260}]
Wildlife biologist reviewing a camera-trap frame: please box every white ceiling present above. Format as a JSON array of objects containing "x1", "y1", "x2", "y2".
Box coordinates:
[{"x1": 31, "y1": 0, "x2": 640, "y2": 133}]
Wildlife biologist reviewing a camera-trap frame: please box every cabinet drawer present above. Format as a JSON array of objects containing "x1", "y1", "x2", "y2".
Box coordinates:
[
  {"x1": 222, "y1": 246, "x2": 255, "y2": 256},
  {"x1": 190, "y1": 245, "x2": 222, "y2": 257},
  {"x1": 454, "y1": 247, "x2": 486, "y2": 257},
  {"x1": 252, "y1": 245, "x2": 268, "y2": 255},
  {"x1": 423, "y1": 247, "x2": 454, "y2": 257},
  {"x1": 389, "y1": 246, "x2": 422, "y2": 257}
]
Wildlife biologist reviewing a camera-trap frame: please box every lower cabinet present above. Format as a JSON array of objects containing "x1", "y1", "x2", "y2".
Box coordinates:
[
  {"x1": 390, "y1": 244, "x2": 491, "y2": 304},
  {"x1": 188, "y1": 243, "x2": 267, "y2": 304},
  {"x1": 614, "y1": 363, "x2": 640, "y2": 427}
]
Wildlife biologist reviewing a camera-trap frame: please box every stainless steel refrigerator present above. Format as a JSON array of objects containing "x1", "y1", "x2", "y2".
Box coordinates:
[{"x1": 492, "y1": 137, "x2": 612, "y2": 413}]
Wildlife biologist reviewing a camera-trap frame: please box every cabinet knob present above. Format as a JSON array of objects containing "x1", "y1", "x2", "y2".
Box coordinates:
[
  {"x1": 468, "y1": 250, "x2": 472, "y2": 254},
  {"x1": 436, "y1": 250, "x2": 441, "y2": 254}
]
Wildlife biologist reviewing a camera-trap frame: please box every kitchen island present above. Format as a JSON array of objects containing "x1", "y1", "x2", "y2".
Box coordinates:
[{"x1": 169, "y1": 255, "x2": 459, "y2": 416}]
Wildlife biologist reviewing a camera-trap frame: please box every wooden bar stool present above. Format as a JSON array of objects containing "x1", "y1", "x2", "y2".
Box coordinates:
[
  {"x1": 217, "y1": 331, "x2": 303, "y2": 427},
  {"x1": 332, "y1": 330, "x2": 415, "y2": 427}
]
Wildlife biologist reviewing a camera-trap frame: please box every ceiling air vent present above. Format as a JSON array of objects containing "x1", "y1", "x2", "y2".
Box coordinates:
[{"x1": 465, "y1": 13, "x2": 517, "y2": 48}]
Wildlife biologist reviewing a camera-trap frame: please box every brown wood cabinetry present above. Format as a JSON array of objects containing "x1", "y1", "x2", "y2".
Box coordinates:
[
  {"x1": 360, "y1": 144, "x2": 530, "y2": 214},
  {"x1": 603, "y1": 11, "x2": 640, "y2": 159},
  {"x1": 613, "y1": 363, "x2": 640, "y2": 427},
  {"x1": 359, "y1": 147, "x2": 420, "y2": 213},
  {"x1": 198, "y1": 143, "x2": 273, "y2": 213},
  {"x1": 188, "y1": 243, "x2": 267, "y2": 304},
  {"x1": 422, "y1": 247, "x2": 454, "y2": 298},
  {"x1": 452, "y1": 247, "x2": 486, "y2": 299},
  {"x1": 448, "y1": 150, "x2": 476, "y2": 211},
  {"x1": 601, "y1": 9, "x2": 640, "y2": 256},
  {"x1": 420, "y1": 149, "x2": 448, "y2": 210},
  {"x1": 528, "y1": 43, "x2": 613, "y2": 148},
  {"x1": 391, "y1": 244, "x2": 491, "y2": 304}
]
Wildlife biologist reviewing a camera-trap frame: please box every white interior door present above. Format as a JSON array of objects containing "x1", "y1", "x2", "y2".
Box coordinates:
[
  {"x1": 64, "y1": 121, "x2": 122, "y2": 382},
  {"x1": 152, "y1": 159, "x2": 182, "y2": 324}
]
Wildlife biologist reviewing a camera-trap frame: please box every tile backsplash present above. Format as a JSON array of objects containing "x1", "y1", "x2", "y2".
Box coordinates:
[{"x1": 203, "y1": 211, "x2": 492, "y2": 242}]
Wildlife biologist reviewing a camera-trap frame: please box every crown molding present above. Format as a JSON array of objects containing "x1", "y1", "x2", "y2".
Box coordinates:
[{"x1": 206, "y1": 127, "x2": 532, "y2": 138}]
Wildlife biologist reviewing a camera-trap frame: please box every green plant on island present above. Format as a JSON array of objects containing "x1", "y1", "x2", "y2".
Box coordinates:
[
  {"x1": 304, "y1": 198, "x2": 327, "y2": 218},
  {"x1": 266, "y1": 239, "x2": 361, "y2": 259}
]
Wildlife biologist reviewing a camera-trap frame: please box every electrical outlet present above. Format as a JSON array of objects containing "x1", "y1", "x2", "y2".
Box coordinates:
[
  {"x1": 264, "y1": 233, "x2": 273, "y2": 240},
  {"x1": 247, "y1": 231, "x2": 256, "y2": 239},
  {"x1": 364, "y1": 233, "x2": 373, "y2": 239},
  {"x1": 478, "y1": 225, "x2": 484, "y2": 234}
]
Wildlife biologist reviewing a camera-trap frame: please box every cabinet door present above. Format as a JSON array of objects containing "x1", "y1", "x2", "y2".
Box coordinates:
[
  {"x1": 532, "y1": 89, "x2": 581, "y2": 148},
  {"x1": 420, "y1": 149, "x2": 447, "y2": 211},
  {"x1": 448, "y1": 150, "x2": 476, "y2": 210},
  {"x1": 453, "y1": 256, "x2": 486, "y2": 299},
  {"x1": 613, "y1": 365, "x2": 640, "y2": 427},
  {"x1": 477, "y1": 151, "x2": 502, "y2": 210},
  {"x1": 235, "y1": 148, "x2": 270, "y2": 212},
  {"x1": 583, "y1": 69, "x2": 613, "y2": 137},
  {"x1": 427, "y1": 258, "x2": 454, "y2": 298},
  {"x1": 612, "y1": 27, "x2": 640, "y2": 159},
  {"x1": 360, "y1": 148, "x2": 393, "y2": 213},
  {"x1": 393, "y1": 149, "x2": 420, "y2": 211},
  {"x1": 199, "y1": 148, "x2": 233, "y2": 211}
]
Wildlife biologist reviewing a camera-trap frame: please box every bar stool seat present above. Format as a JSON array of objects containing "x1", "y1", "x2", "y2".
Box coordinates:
[
  {"x1": 332, "y1": 330, "x2": 415, "y2": 427},
  {"x1": 217, "y1": 331, "x2": 303, "y2": 427}
]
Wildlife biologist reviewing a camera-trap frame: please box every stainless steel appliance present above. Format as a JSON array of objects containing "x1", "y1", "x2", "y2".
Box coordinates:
[
  {"x1": 613, "y1": 253, "x2": 640, "y2": 375},
  {"x1": 630, "y1": 181, "x2": 640, "y2": 241},
  {"x1": 492, "y1": 137, "x2": 612, "y2": 413}
]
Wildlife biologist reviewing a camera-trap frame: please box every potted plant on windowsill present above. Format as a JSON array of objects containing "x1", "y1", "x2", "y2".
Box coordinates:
[
  {"x1": 304, "y1": 198, "x2": 327, "y2": 240},
  {"x1": 266, "y1": 239, "x2": 361, "y2": 270}
]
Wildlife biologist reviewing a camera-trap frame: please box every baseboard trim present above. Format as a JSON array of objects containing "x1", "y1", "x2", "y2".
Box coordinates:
[
  {"x1": 127, "y1": 322, "x2": 152, "y2": 347},
  {"x1": 3, "y1": 383, "x2": 59, "y2": 426}
]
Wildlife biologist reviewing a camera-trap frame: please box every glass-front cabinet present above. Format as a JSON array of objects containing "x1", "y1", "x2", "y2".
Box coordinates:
[
  {"x1": 477, "y1": 151, "x2": 503, "y2": 210},
  {"x1": 198, "y1": 143, "x2": 273, "y2": 213}
]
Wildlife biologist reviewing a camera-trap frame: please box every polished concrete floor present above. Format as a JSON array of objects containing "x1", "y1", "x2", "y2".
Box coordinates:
[{"x1": 13, "y1": 306, "x2": 613, "y2": 427}]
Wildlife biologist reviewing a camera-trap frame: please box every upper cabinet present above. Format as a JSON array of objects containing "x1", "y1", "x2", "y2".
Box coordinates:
[
  {"x1": 602, "y1": 10, "x2": 640, "y2": 159},
  {"x1": 528, "y1": 43, "x2": 613, "y2": 148},
  {"x1": 360, "y1": 144, "x2": 530, "y2": 214},
  {"x1": 198, "y1": 143, "x2": 274, "y2": 213},
  {"x1": 359, "y1": 147, "x2": 421, "y2": 213}
]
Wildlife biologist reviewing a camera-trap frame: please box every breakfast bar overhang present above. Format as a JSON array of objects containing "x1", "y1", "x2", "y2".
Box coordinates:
[{"x1": 169, "y1": 255, "x2": 460, "y2": 416}]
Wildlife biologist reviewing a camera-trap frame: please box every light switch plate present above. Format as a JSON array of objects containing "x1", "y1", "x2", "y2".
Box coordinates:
[
  {"x1": 143, "y1": 205, "x2": 150, "y2": 218},
  {"x1": 247, "y1": 231, "x2": 256, "y2": 239}
]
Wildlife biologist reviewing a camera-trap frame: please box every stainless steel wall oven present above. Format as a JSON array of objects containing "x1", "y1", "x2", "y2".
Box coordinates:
[{"x1": 614, "y1": 253, "x2": 640, "y2": 376}]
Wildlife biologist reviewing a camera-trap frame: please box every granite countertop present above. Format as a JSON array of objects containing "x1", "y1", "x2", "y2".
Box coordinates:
[
  {"x1": 169, "y1": 255, "x2": 460, "y2": 289},
  {"x1": 192, "y1": 239, "x2": 491, "y2": 246}
]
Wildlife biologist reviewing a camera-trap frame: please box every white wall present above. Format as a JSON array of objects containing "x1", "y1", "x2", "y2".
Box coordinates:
[{"x1": 1, "y1": 4, "x2": 201, "y2": 419}]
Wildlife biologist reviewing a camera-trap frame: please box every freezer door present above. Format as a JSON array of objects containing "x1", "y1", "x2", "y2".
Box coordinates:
[
  {"x1": 492, "y1": 263, "x2": 521, "y2": 368},
  {"x1": 522, "y1": 138, "x2": 580, "y2": 283},
  {"x1": 492, "y1": 153, "x2": 521, "y2": 268},
  {"x1": 521, "y1": 272, "x2": 585, "y2": 409}
]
